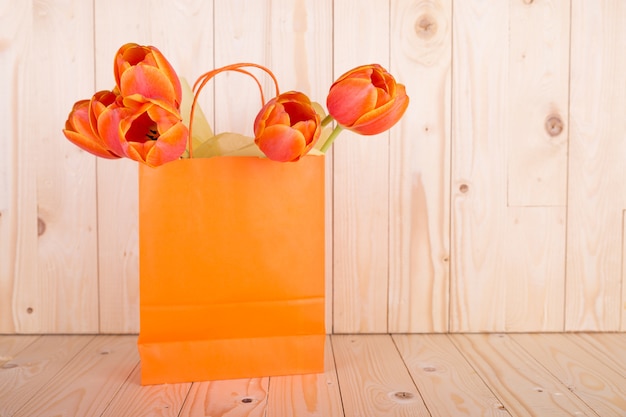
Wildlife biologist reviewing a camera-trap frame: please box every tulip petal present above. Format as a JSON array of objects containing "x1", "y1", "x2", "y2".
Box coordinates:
[
  {"x1": 114, "y1": 43, "x2": 182, "y2": 106},
  {"x1": 120, "y1": 65, "x2": 178, "y2": 108},
  {"x1": 98, "y1": 106, "x2": 133, "y2": 158},
  {"x1": 63, "y1": 99, "x2": 120, "y2": 159},
  {"x1": 327, "y1": 78, "x2": 377, "y2": 126},
  {"x1": 63, "y1": 129, "x2": 120, "y2": 159},
  {"x1": 141, "y1": 122, "x2": 188, "y2": 167},
  {"x1": 351, "y1": 85, "x2": 409, "y2": 135},
  {"x1": 256, "y1": 125, "x2": 307, "y2": 162}
]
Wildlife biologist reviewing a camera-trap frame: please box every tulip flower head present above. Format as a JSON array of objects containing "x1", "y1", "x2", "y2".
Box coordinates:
[
  {"x1": 254, "y1": 91, "x2": 321, "y2": 162},
  {"x1": 326, "y1": 64, "x2": 409, "y2": 136},
  {"x1": 63, "y1": 92, "x2": 121, "y2": 159},
  {"x1": 98, "y1": 100, "x2": 189, "y2": 167},
  {"x1": 63, "y1": 43, "x2": 188, "y2": 167},
  {"x1": 114, "y1": 43, "x2": 183, "y2": 109}
]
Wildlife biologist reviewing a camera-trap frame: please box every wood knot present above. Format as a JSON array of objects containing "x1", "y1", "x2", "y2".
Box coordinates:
[
  {"x1": 37, "y1": 218, "x2": 46, "y2": 236},
  {"x1": 523, "y1": 0, "x2": 534, "y2": 4},
  {"x1": 389, "y1": 391, "x2": 417, "y2": 403},
  {"x1": 240, "y1": 397, "x2": 256, "y2": 404},
  {"x1": 545, "y1": 115, "x2": 564, "y2": 136},
  {"x1": 415, "y1": 14, "x2": 437, "y2": 39},
  {"x1": 459, "y1": 184, "x2": 469, "y2": 193}
]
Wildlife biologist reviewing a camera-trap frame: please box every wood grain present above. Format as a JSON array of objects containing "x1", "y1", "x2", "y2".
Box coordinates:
[
  {"x1": 576, "y1": 332, "x2": 626, "y2": 375},
  {"x1": 0, "y1": 0, "x2": 30, "y2": 334},
  {"x1": 566, "y1": 0, "x2": 626, "y2": 331},
  {"x1": 451, "y1": 334, "x2": 598, "y2": 416},
  {"x1": 451, "y1": 0, "x2": 568, "y2": 332},
  {"x1": 13, "y1": 335, "x2": 138, "y2": 417},
  {"x1": 332, "y1": 0, "x2": 391, "y2": 334},
  {"x1": 213, "y1": 0, "x2": 271, "y2": 136},
  {"x1": 6, "y1": 0, "x2": 99, "y2": 334},
  {"x1": 332, "y1": 335, "x2": 430, "y2": 416},
  {"x1": 503, "y1": 206, "x2": 566, "y2": 331},
  {"x1": 512, "y1": 333, "x2": 626, "y2": 416},
  {"x1": 179, "y1": 377, "x2": 269, "y2": 417},
  {"x1": 507, "y1": 0, "x2": 569, "y2": 207},
  {"x1": 0, "y1": 335, "x2": 93, "y2": 416},
  {"x1": 100, "y1": 365, "x2": 191, "y2": 417},
  {"x1": 0, "y1": 335, "x2": 39, "y2": 366},
  {"x1": 450, "y1": 0, "x2": 511, "y2": 332},
  {"x1": 393, "y1": 334, "x2": 511, "y2": 416},
  {"x1": 1, "y1": 334, "x2": 624, "y2": 416},
  {"x1": 388, "y1": 0, "x2": 452, "y2": 333}
]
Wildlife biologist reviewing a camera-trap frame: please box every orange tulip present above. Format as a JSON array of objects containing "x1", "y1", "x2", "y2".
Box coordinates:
[
  {"x1": 114, "y1": 43, "x2": 182, "y2": 111},
  {"x1": 326, "y1": 64, "x2": 409, "y2": 135},
  {"x1": 98, "y1": 100, "x2": 188, "y2": 167},
  {"x1": 63, "y1": 91, "x2": 121, "y2": 159},
  {"x1": 253, "y1": 91, "x2": 321, "y2": 162}
]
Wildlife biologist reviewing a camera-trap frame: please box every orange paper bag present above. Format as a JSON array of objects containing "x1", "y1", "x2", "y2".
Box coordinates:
[{"x1": 137, "y1": 155, "x2": 325, "y2": 385}]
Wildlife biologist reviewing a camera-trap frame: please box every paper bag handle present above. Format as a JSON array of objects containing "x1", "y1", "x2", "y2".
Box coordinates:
[{"x1": 188, "y1": 64, "x2": 280, "y2": 159}]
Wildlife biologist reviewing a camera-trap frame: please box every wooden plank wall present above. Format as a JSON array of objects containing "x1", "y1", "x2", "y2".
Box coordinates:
[{"x1": 0, "y1": 0, "x2": 625, "y2": 334}]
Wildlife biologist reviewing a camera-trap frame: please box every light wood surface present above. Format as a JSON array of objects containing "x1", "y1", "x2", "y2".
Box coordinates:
[
  {"x1": 388, "y1": 0, "x2": 451, "y2": 334},
  {"x1": 566, "y1": 0, "x2": 626, "y2": 331},
  {"x1": 1, "y1": 334, "x2": 624, "y2": 416},
  {"x1": 332, "y1": 0, "x2": 391, "y2": 334},
  {"x1": 1, "y1": 1, "x2": 626, "y2": 334},
  {"x1": 512, "y1": 333, "x2": 626, "y2": 416},
  {"x1": 393, "y1": 334, "x2": 511, "y2": 416}
]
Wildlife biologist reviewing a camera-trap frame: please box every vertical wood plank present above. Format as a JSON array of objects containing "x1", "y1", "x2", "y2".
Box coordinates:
[
  {"x1": 0, "y1": 0, "x2": 30, "y2": 334},
  {"x1": 388, "y1": 0, "x2": 452, "y2": 333},
  {"x1": 94, "y1": 0, "x2": 214, "y2": 333},
  {"x1": 450, "y1": 334, "x2": 598, "y2": 416},
  {"x1": 0, "y1": 335, "x2": 94, "y2": 416},
  {"x1": 503, "y1": 207, "x2": 566, "y2": 331},
  {"x1": 450, "y1": 0, "x2": 510, "y2": 332},
  {"x1": 512, "y1": 333, "x2": 626, "y2": 416},
  {"x1": 393, "y1": 334, "x2": 512, "y2": 416},
  {"x1": 13, "y1": 335, "x2": 138, "y2": 417},
  {"x1": 266, "y1": 337, "x2": 343, "y2": 417},
  {"x1": 332, "y1": 0, "x2": 391, "y2": 334},
  {"x1": 451, "y1": 0, "x2": 568, "y2": 332},
  {"x1": 505, "y1": 0, "x2": 570, "y2": 332},
  {"x1": 623, "y1": 211, "x2": 626, "y2": 332},
  {"x1": 179, "y1": 378, "x2": 269, "y2": 417},
  {"x1": 9, "y1": 0, "x2": 99, "y2": 333},
  {"x1": 213, "y1": 0, "x2": 271, "y2": 136},
  {"x1": 567, "y1": 0, "x2": 626, "y2": 331},
  {"x1": 507, "y1": 0, "x2": 570, "y2": 207},
  {"x1": 332, "y1": 335, "x2": 430, "y2": 416}
]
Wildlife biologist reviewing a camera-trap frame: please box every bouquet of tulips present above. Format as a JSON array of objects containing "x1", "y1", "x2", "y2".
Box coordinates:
[{"x1": 63, "y1": 43, "x2": 409, "y2": 167}]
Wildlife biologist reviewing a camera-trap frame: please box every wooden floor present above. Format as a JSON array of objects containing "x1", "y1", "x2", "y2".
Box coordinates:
[{"x1": 1, "y1": 333, "x2": 625, "y2": 416}]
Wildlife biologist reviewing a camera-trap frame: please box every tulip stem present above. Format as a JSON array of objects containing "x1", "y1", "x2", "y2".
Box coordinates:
[
  {"x1": 320, "y1": 125, "x2": 344, "y2": 153},
  {"x1": 321, "y1": 115, "x2": 334, "y2": 127}
]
